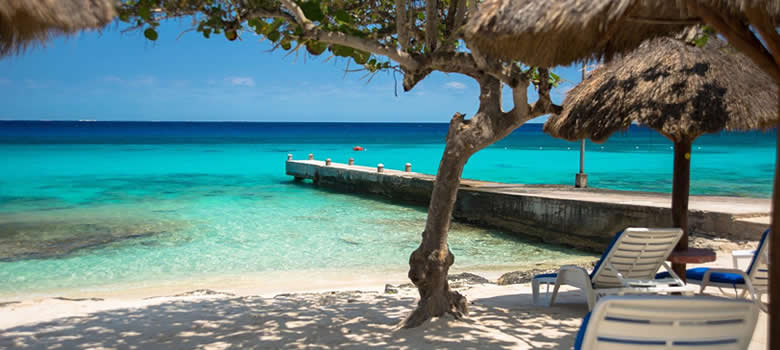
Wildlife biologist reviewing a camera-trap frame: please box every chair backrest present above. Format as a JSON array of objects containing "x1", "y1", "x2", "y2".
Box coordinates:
[
  {"x1": 746, "y1": 229, "x2": 770, "y2": 292},
  {"x1": 591, "y1": 227, "x2": 683, "y2": 288},
  {"x1": 575, "y1": 295, "x2": 759, "y2": 350}
]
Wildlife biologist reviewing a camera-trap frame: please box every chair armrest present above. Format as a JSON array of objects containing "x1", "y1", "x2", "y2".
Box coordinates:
[
  {"x1": 559, "y1": 265, "x2": 590, "y2": 275},
  {"x1": 731, "y1": 250, "x2": 755, "y2": 268},
  {"x1": 701, "y1": 268, "x2": 759, "y2": 302},
  {"x1": 557, "y1": 265, "x2": 592, "y2": 290},
  {"x1": 732, "y1": 250, "x2": 755, "y2": 258}
]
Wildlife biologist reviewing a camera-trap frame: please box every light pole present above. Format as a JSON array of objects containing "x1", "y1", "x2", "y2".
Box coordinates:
[{"x1": 575, "y1": 63, "x2": 588, "y2": 188}]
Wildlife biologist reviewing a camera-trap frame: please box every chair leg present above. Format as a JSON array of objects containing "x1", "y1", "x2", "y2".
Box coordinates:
[
  {"x1": 532, "y1": 279, "x2": 540, "y2": 304},
  {"x1": 586, "y1": 290, "x2": 596, "y2": 311},
  {"x1": 550, "y1": 281, "x2": 562, "y2": 306}
]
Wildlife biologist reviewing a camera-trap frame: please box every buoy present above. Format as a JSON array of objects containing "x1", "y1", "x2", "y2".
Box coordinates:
[{"x1": 353, "y1": 146, "x2": 364, "y2": 151}]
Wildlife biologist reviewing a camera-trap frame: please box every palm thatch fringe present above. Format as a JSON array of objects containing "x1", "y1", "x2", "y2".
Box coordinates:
[
  {"x1": 0, "y1": 0, "x2": 116, "y2": 57},
  {"x1": 544, "y1": 37, "x2": 777, "y2": 143},
  {"x1": 464, "y1": 0, "x2": 779, "y2": 67}
]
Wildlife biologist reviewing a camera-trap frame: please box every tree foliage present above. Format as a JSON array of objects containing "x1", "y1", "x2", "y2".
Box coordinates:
[{"x1": 118, "y1": 0, "x2": 560, "y2": 88}]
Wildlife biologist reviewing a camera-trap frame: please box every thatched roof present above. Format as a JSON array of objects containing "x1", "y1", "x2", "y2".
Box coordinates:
[
  {"x1": 0, "y1": 0, "x2": 116, "y2": 57},
  {"x1": 464, "y1": 0, "x2": 779, "y2": 67},
  {"x1": 544, "y1": 37, "x2": 777, "y2": 143}
]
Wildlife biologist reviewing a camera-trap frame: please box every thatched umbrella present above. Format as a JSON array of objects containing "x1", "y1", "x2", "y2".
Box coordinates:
[
  {"x1": 464, "y1": 0, "x2": 780, "y2": 68},
  {"x1": 0, "y1": 0, "x2": 116, "y2": 57},
  {"x1": 545, "y1": 37, "x2": 776, "y2": 277},
  {"x1": 465, "y1": 0, "x2": 780, "y2": 345}
]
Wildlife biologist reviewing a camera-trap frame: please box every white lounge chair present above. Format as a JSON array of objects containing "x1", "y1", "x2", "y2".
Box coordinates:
[
  {"x1": 574, "y1": 295, "x2": 759, "y2": 350},
  {"x1": 657, "y1": 229, "x2": 770, "y2": 311},
  {"x1": 532, "y1": 227, "x2": 690, "y2": 310}
]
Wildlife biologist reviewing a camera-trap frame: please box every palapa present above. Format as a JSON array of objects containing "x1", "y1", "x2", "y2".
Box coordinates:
[
  {"x1": 0, "y1": 0, "x2": 116, "y2": 57},
  {"x1": 464, "y1": 0, "x2": 780, "y2": 67},
  {"x1": 545, "y1": 37, "x2": 777, "y2": 143}
]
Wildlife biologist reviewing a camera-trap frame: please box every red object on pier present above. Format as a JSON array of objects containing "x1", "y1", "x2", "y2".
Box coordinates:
[{"x1": 353, "y1": 146, "x2": 364, "y2": 151}]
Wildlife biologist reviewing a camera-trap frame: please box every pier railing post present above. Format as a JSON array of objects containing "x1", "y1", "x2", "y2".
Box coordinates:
[
  {"x1": 308, "y1": 153, "x2": 314, "y2": 160},
  {"x1": 377, "y1": 164, "x2": 384, "y2": 173},
  {"x1": 405, "y1": 163, "x2": 412, "y2": 172}
]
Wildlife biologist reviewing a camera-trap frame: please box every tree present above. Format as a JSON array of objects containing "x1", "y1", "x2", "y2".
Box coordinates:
[{"x1": 119, "y1": 0, "x2": 561, "y2": 328}]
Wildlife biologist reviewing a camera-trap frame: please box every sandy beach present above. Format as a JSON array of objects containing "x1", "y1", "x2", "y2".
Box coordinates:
[{"x1": 0, "y1": 236, "x2": 768, "y2": 350}]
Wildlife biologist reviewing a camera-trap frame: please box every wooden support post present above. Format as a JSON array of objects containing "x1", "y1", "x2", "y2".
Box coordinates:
[
  {"x1": 405, "y1": 163, "x2": 412, "y2": 172},
  {"x1": 377, "y1": 163, "x2": 384, "y2": 173},
  {"x1": 671, "y1": 137, "x2": 692, "y2": 282}
]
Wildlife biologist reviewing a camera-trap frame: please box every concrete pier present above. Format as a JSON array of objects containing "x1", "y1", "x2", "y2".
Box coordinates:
[{"x1": 286, "y1": 159, "x2": 770, "y2": 252}]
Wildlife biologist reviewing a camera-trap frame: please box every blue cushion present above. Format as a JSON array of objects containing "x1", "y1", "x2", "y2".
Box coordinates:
[
  {"x1": 589, "y1": 230, "x2": 625, "y2": 279},
  {"x1": 573, "y1": 311, "x2": 592, "y2": 350},
  {"x1": 533, "y1": 273, "x2": 558, "y2": 280},
  {"x1": 747, "y1": 229, "x2": 770, "y2": 274},
  {"x1": 656, "y1": 267, "x2": 746, "y2": 286}
]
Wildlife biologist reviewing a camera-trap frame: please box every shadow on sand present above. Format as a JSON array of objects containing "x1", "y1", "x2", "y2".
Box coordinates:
[{"x1": 1, "y1": 289, "x2": 587, "y2": 349}]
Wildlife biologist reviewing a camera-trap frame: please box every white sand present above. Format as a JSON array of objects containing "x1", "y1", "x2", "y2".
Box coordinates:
[{"x1": 0, "y1": 248, "x2": 768, "y2": 349}]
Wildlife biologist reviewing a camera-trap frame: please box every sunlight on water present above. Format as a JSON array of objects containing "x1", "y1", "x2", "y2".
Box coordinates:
[{"x1": 0, "y1": 122, "x2": 773, "y2": 297}]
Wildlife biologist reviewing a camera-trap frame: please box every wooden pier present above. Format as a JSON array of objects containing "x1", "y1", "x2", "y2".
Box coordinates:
[{"x1": 286, "y1": 156, "x2": 770, "y2": 252}]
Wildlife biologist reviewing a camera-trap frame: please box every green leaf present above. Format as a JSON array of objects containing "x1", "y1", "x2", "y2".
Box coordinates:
[
  {"x1": 202, "y1": 28, "x2": 211, "y2": 39},
  {"x1": 332, "y1": 9, "x2": 351, "y2": 24},
  {"x1": 267, "y1": 31, "x2": 280, "y2": 43},
  {"x1": 144, "y1": 28, "x2": 158, "y2": 41},
  {"x1": 280, "y1": 39, "x2": 292, "y2": 50},
  {"x1": 330, "y1": 44, "x2": 353, "y2": 57},
  {"x1": 299, "y1": 1, "x2": 324, "y2": 22},
  {"x1": 352, "y1": 50, "x2": 370, "y2": 65},
  {"x1": 254, "y1": 22, "x2": 267, "y2": 35},
  {"x1": 306, "y1": 41, "x2": 327, "y2": 56},
  {"x1": 138, "y1": 6, "x2": 151, "y2": 21}
]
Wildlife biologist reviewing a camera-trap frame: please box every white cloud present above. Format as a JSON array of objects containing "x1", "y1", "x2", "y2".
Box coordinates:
[
  {"x1": 445, "y1": 81, "x2": 466, "y2": 90},
  {"x1": 102, "y1": 76, "x2": 122, "y2": 83},
  {"x1": 228, "y1": 77, "x2": 256, "y2": 87}
]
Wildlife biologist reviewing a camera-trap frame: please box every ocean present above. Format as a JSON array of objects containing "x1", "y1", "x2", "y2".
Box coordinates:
[{"x1": 0, "y1": 121, "x2": 774, "y2": 298}]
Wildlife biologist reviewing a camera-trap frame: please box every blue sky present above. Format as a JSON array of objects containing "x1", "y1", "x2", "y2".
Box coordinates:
[{"x1": 0, "y1": 20, "x2": 584, "y2": 123}]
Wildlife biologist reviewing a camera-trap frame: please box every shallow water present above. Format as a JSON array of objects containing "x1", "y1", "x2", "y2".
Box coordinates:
[{"x1": 0, "y1": 121, "x2": 774, "y2": 298}]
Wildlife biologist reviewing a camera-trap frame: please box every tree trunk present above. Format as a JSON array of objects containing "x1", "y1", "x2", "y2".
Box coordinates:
[
  {"x1": 401, "y1": 75, "x2": 538, "y2": 328},
  {"x1": 402, "y1": 113, "x2": 471, "y2": 328},
  {"x1": 671, "y1": 137, "x2": 692, "y2": 281},
  {"x1": 770, "y1": 91, "x2": 779, "y2": 350}
]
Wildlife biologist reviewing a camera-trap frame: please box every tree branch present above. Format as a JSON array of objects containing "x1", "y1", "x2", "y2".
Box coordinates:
[
  {"x1": 744, "y1": 7, "x2": 780, "y2": 67},
  {"x1": 454, "y1": 0, "x2": 468, "y2": 33},
  {"x1": 689, "y1": 1, "x2": 780, "y2": 81},
  {"x1": 396, "y1": 0, "x2": 409, "y2": 51},
  {"x1": 307, "y1": 30, "x2": 421, "y2": 70},
  {"x1": 425, "y1": 0, "x2": 438, "y2": 52},
  {"x1": 244, "y1": 9, "x2": 421, "y2": 71},
  {"x1": 279, "y1": 0, "x2": 314, "y2": 31},
  {"x1": 529, "y1": 68, "x2": 562, "y2": 117}
]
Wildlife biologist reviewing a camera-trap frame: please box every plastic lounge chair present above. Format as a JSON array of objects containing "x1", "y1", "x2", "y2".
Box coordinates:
[
  {"x1": 657, "y1": 229, "x2": 769, "y2": 311},
  {"x1": 532, "y1": 227, "x2": 687, "y2": 310},
  {"x1": 574, "y1": 295, "x2": 759, "y2": 350}
]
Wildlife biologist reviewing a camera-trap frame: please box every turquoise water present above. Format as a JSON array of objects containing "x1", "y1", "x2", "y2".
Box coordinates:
[{"x1": 0, "y1": 122, "x2": 774, "y2": 298}]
